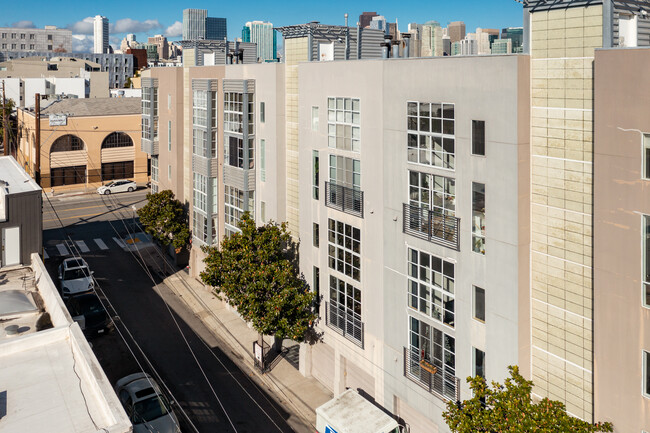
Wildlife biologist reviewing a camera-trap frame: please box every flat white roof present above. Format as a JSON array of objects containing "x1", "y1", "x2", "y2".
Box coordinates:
[{"x1": 0, "y1": 156, "x2": 41, "y2": 195}]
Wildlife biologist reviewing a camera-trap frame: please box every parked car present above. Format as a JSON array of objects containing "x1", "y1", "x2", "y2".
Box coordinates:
[
  {"x1": 115, "y1": 373, "x2": 180, "y2": 433},
  {"x1": 65, "y1": 293, "x2": 111, "y2": 337},
  {"x1": 97, "y1": 180, "x2": 137, "y2": 195},
  {"x1": 58, "y1": 257, "x2": 94, "y2": 299}
]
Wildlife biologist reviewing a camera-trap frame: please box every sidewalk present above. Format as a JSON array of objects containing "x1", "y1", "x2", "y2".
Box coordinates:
[{"x1": 159, "y1": 264, "x2": 333, "y2": 433}]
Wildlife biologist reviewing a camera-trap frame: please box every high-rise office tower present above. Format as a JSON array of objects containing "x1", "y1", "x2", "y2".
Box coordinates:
[
  {"x1": 370, "y1": 16, "x2": 387, "y2": 32},
  {"x1": 359, "y1": 12, "x2": 379, "y2": 28},
  {"x1": 501, "y1": 27, "x2": 523, "y2": 53},
  {"x1": 93, "y1": 15, "x2": 109, "y2": 54},
  {"x1": 448, "y1": 21, "x2": 466, "y2": 43},
  {"x1": 206, "y1": 17, "x2": 227, "y2": 40},
  {"x1": 243, "y1": 21, "x2": 275, "y2": 61},
  {"x1": 182, "y1": 9, "x2": 227, "y2": 41}
]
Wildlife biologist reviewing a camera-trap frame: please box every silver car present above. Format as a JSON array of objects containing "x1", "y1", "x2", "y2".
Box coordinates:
[
  {"x1": 97, "y1": 179, "x2": 137, "y2": 195},
  {"x1": 115, "y1": 373, "x2": 180, "y2": 433}
]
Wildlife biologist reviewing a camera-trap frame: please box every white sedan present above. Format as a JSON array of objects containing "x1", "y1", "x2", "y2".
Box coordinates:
[{"x1": 97, "y1": 180, "x2": 137, "y2": 195}]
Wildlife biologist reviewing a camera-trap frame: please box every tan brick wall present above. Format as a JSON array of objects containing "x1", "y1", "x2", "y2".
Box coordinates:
[{"x1": 529, "y1": 5, "x2": 601, "y2": 421}]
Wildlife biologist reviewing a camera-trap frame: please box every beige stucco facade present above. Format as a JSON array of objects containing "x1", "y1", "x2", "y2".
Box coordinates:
[
  {"x1": 593, "y1": 46, "x2": 650, "y2": 433},
  {"x1": 528, "y1": 5, "x2": 602, "y2": 421},
  {"x1": 16, "y1": 102, "x2": 148, "y2": 192}
]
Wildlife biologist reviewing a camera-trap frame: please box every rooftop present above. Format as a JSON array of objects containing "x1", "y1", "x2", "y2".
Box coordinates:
[
  {"x1": 34, "y1": 97, "x2": 142, "y2": 117},
  {"x1": 0, "y1": 255, "x2": 131, "y2": 433},
  {"x1": 0, "y1": 156, "x2": 41, "y2": 195}
]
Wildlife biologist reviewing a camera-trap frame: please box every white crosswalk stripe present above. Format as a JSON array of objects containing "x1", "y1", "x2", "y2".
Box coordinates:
[
  {"x1": 94, "y1": 238, "x2": 109, "y2": 250},
  {"x1": 56, "y1": 244, "x2": 69, "y2": 256},
  {"x1": 75, "y1": 240, "x2": 90, "y2": 253},
  {"x1": 113, "y1": 237, "x2": 126, "y2": 248}
]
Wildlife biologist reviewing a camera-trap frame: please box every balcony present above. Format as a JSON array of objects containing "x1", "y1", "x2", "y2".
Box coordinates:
[
  {"x1": 403, "y1": 347, "x2": 460, "y2": 402},
  {"x1": 141, "y1": 138, "x2": 159, "y2": 156},
  {"x1": 325, "y1": 301, "x2": 364, "y2": 349},
  {"x1": 325, "y1": 182, "x2": 364, "y2": 218},
  {"x1": 402, "y1": 203, "x2": 460, "y2": 251}
]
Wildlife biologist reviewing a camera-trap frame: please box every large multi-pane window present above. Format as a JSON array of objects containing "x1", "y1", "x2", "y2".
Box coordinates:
[
  {"x1": 407, "y1": 248, "x2": 455, "y2": 327},
  {"x1": 328, "y1": 97, "x2": 360, "y2": 152},
  {"x1": 225, "y1": 186, "x2": 253, "y2": 235},
  {"x1": 407, "y1": 102, "x2": 455, "y2": 170},
  {"x1": 644, "y1": 134, "x2": 650, "y2": 180},
  {"x1": 407, "y1": 316, "x2": 456, "y2": 399},
  {"x1": 142, "y1": 86, "x2": 158, "y2": 141},
  {"x1": 260, "y1": 139, "x2": 266, "y2": 182},
  {"x1": 329, "y1": 155, "x2": 360, "y2": 189},
  {"x1": 473, "y1": 286, "x2": 485, "y2": 322},
  {"x1": 192, "y1": 89, "x2": 217, "y2": 158},
  {"x1": 473, "y1": 348, "x2": 485, "y2": 379},
  {"x1": 102, "y1": 161, "x2": 134, "y2": 181},
  {"x1": 151, "y1": 156, "x2": 158, "y2": 182},
  {"x1": 225, "y1": 136, "x2": 254, "y2": 169},
  {"x1": 409, "y1": 171, "x2": 455, "y2": 216},
  {"x1": 224, "y1": 92, "x2": 254, "y2": 134},
  {"x1": 472, "y1": 183, "x2": 486, "y2": 254},
  {"x1": 472, "y1": 120, "x2": 486, "y2": 156},
  {"x1": 329, "y1": 275, "x2": 362, "y2": 344},
  {"x1": 644, "y1": 216, "x2": 650, "y2": 308},
  {"x1": 192, "y1": 211, "x2": 208, "y2": 244},
  {"x1": 193, "y1": 173, "x2": 208, "y2": 213},
  {"x1": 327, "y1": 219, "x2": 361, "y2": 282},
  {"x1": 313, "y1": 151, "x2": 320, "y2": 200}
]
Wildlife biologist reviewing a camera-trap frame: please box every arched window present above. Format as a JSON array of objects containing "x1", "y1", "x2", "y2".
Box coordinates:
[
  {"x1": 102, "y1": 132, "x2": 133, "y2": 149},
  {"x1": 51, "y1": 134, "x2": 85, "y2": 152}
]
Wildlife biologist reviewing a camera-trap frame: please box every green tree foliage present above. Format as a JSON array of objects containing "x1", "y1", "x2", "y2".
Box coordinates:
[
  {"x1": 443, "y1": 365, "x2": 613, "y2": 433},
  {"x1": 200, "y1": 213, "x2": 316, "y2": 342},
  {"x1": 137, "y1": 190, "x2": 190, "y2": 251},
  {"x1": 1, "y1": 97, "x2": 15, "y2": 146}
]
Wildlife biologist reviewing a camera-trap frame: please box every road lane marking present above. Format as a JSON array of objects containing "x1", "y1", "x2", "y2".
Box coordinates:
[
  {"x1": 113, "y1": 237, "x2": 126, "y2": 248},
  {"x1": 94, "y1": 238, "x2": 109, "y2": 250},
  {"x1": 48, "y1": 204, "x2": 107, "y2": 213},
  {"x1": 75, "y1": 240, "x2": 90, "y2": 253},
  {"x1": 43, "y1": 250, "x2": 49, "y2": 259},
  {"x1": 56, "y1": 244, "x2": 69, "y2": 256}
]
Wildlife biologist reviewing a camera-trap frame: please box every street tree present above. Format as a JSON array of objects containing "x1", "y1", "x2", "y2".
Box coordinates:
[
  {"x1": 443, "y1": 365, "x2": 613, "y2": 433},
  {"x1": 1, "y1": 97, "x2": 15, "y2": 148},
  {"x1": 200, "y1": 213, "x2": 316, "y2": 350},
  {"x1": 137, "y1": 189, "x2": 190, "y2": 252}
]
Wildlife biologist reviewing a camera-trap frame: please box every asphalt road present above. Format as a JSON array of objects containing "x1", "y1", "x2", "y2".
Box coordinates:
[{"x1": 42, "y1": 190, "x2": 299, "y2": 433}]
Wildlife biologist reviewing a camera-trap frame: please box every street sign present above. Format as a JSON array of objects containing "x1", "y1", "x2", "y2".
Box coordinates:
[
  {"x1": 49, "y1": 114, "x2": 67, "y2": 126},
  {"x1": 325, "y1": 425, "x2": 338, "y2": 433}
]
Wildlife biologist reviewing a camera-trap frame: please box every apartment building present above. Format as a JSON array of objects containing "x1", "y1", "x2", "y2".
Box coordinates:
[{"x1": 0, "y1": 25, "x2": 71, "y2": 53}]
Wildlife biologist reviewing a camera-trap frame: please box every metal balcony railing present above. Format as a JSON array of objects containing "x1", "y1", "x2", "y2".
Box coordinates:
[
  {"x1": 403, "y1": 347, "x2": 460, "y2": 402},
  {"x1": 325, "y1": 182, "x2": 364, "y2": 218},
  {"x1": 325, "y1": 301, "x2": 364, "y2": 348},
  {"x1": 402, "y1": 203, "x2": 460, "y2": 251}
]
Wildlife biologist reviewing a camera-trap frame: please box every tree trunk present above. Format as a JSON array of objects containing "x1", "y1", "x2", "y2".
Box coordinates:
[{"x1": 273, "y1": 335, "x2": 283, "y2": 353}]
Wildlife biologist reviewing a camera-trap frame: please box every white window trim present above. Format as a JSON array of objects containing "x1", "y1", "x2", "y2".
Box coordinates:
[
  {"x1": 643, "y1": 215, "x2": 650, "y2": 309},
  {"x1": 643, "y1": 350, "x2": 650, "y2": 399}
]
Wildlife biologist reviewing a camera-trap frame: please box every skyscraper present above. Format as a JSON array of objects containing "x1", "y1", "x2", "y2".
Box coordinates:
[
  {"x1": 243, "y1": 21, "x2": 276, "y2": 61},
  {"x1": 448, "y1": 21, "x2": 466, "y2": 44},
  {"x1": 182, "y1": 9, "x2": 227, "y2": 41},
  {"x1": 501, "y1": 27, "x2": 523, "y2": 53},
  {"x1": 93, "y1": 15, "x2": 109, "y2": 54},
  {"x1": 359, "y1": 12, "x2": 378, "y2": 28}
]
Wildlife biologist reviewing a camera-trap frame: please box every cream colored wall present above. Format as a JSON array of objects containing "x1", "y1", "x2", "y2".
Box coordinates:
[
  {"x1": 283, "y1": 37, "x2": 309, "y2": 236},
  {"x1": 529, "y1": 5, "x2": 601, "y2": 422}
]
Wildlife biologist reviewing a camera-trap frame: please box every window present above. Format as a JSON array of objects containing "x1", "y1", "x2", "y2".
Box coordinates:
[
  {"x1": 51, "y1": 135, "x2": 84, "y2": 152},
  {"x1": 327, "y1": 219, "x2": 361, "y2": 282},
  {"x1": 407, "y1": 316, "x2": 456, "y2": 399},
  {"x1": 260, "y1": 201, "x2": 266, "y2": 223},
  {"x1": 193, "y1": 173, "x2": 208, "y2": 213},
  {"x1": 141, "y1": 86, "x2": 158, "y2": 141},
  {"x1": 29, "y1": 34, "x2": 34, "y2": 40},
  {"x1": 260, "y1": 139, "x2": 266, "y2": 182},
  {"x1": 329, "y1": 275, "x2": 362, "y2": 344},
  {"x1": 151, "y1": 156, "x2": 159, "y2": 182},
  {"x1": 11, "y1": 44, "x2": 16, "y2": 50},
  {"x1": 313, "y1": 223, "x2": 319, "y2": 247},
  {"x1": 168, "y1": 121, "x2": 172, "y2": 151},
  {"x1": 192, "y1": 211, "x2": 208, "y2": 244},
  {"x1": 472, "y1": 120, "x2": 485, "y2": 156},
  {"x1": 168, "y1": 165, "x2": 171, "y2": 180},
  {"x1": 224, "y1": 92, "x2": 254, "y2": 134},
  {"x1": 642, "y1": 215, "x2": 650, "y2": 308},
  {"x1": 260, "y1": 101, "x2": 265, "y2": 123},
  {"x1": 472, "y1": 183, "x2": 486, "y2": 254},
  {"x1": 409, "y1": 171, "x2": 455, "y2": 217},
  {"x1": 312, "y1": 106, "x2": 319, "y2": 131},
  {"x1": 168, "y1": 94, "x2": 171, "y2": 110},
  {"x1": 212, "y1": 178, "x2": 218, "y2": 214},
  {"x1": 328, "y1": 97, "x2": 360, "y2": 152},
  {"x1": 101, "y1": 161, "x2": 134, "y2": 181},
  {"x1": 643, "y1": 134, "x2": 650, "y2": 180},
  {"x1": 11, "y1": 33, "x2": 16, "y2": 39},
  {"x1": 101, "y1": 132, "x2": 133, "y2": 149},
  {"x1": 20, "y1": 34, "x2": 25, "y2": 39},
  {"x1": 20, "y1": 44, "x2": 25, "y2": 50},
  {"x1": 407, "y1": 102, "x2": 455, "y2": 170},
  {"x1": 1, "y1": 33, "x2": 6, "y2": 38},
  {"x1": 50, "y1": 166, "x2": 86, "y2": 186},
  {"x1": 313, "y1": 266, "x2": 320, "y2": 306},
  {"x1": 473, "y1": 348, "x2": 485, "y2": 378},
  {"x1": 225, "y1": 185, "x2": 248, "y2": 234},
  {"x1": 329, "y1": 155, "x2": 360, "y2": 189},
  {"x1": 47, "y1": 34, "x2": 52, "y2": 41},
  {"x1": 29, "y1": 44, "x2": 34, "y2": 50},
  {"x1": 643, "y1": 350, "x2": 650, "y2": 398},
  {"x1": 225, "y1": 136, "x2": 254, "y2": 169},
  {"x1": 193, "y1": 90, "x2": 208, "y2": 127},
  {"x1": 407, "y1": 247, "x2": 455, "y2": 327},
  {"x1": 313, "y1": 151, "x2": 319, "y2": 200},
  {"x1": 473, "y1": 286, "x2": 485, "y2": 322}
]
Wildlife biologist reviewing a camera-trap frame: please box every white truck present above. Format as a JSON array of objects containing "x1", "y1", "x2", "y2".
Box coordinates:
[{"x1": 316, "y1": 389, "x2": 404, "y2": 433}]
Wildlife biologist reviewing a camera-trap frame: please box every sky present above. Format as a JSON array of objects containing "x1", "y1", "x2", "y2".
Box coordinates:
[{"x1": 2, "y1": 0, "x2": 524, "y2": 52}]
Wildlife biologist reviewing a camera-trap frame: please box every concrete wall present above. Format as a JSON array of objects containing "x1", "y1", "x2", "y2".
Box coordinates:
[
  {"x1": 298, "y1": 54, "x2": 529, "y2": 432},
  {"x1": 593, "y1": 46, "x2": 650, "y2": 433}
]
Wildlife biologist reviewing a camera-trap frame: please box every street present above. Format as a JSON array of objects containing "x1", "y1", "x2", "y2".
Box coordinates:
[{"x1": 42, "y1": 190, "x2": 299, "y2": 433}]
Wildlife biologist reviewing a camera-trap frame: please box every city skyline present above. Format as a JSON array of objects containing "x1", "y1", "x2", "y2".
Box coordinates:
[{"x1": 2, "y1": 0, "x2": 523, "y2": 52}]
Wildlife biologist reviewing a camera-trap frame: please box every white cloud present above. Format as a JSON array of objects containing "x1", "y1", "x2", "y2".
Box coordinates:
[
  {"x1": 164, "y1": 21, "x2": 182, "y2": 38},
  {"x1": 12, "y1": 20, "x2": 36, "y2": 29},
  {"x1": 111, "y1": 18, "x2": 161, "y2": 34},
  {"x1": 67, "y1": 17, "x2": 94, "y2": 35},
  {"x1": 72, "y1": 34, "x2": 94, "y2": 53}
]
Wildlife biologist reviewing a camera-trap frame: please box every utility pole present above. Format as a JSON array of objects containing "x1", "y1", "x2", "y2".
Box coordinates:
[
  {"x1": 2, "y1": 81, "x2": 7, "y2": 156},
  {"x1": 35, "y1": 93, "x2": 41, "y2": 185}
]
